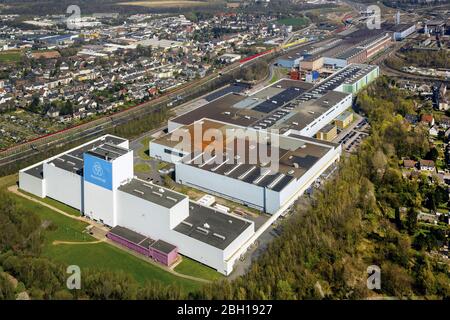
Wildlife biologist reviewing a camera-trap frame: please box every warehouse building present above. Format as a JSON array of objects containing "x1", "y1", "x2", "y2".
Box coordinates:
[
  {"x1": 385, "y1": 23, "x2": 416, "y2": 41},
  {"x1": 316, "y1": 124, "x2": 338, "y2": 142},
  {"x1": 169, "y1": 64, "x2": 378, "y2": 138},
  {"x1": 18, "y1": 63, "x2": 379, "y2": 276},
  {"x1": 19, "y1": 134, "x2": 255, "y2": 275},
  {"x1": 299, "y1": 55, "x2": 324, "y2": 71},
  {"x1": 268, "y1": 90, "x2": 353, "y2": 137},
  {"x1": 150, "y1": 119, "x2": 342, "y2": 214},
  {"x1": 335, "y1": 111, "x2": 354, "y2": 129}
]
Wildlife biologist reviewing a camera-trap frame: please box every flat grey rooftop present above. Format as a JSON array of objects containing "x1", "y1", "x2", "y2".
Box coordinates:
[
  {"x1": 173, "y1": 202, "x2": 253, "y2": 250},
  {"x1": 24, "y1": 163, "x2": 44, "y2": 179},
  {"x1": 118, "y1": 179, "x2": 187, "y2": 209},
  {"x1": 272, "y1": 80, "x2": 314, "y2": 90},
  {"x1": 170, "y1": 93, "x2": 251, "y2": 127},
  {"x1": 272, "y1": 90, "x2": 350, "y2": 132},
  {"x1": 109, "y1": 225, "x2": 147, "y2": 245},
  {"x1": 335, "y1": 47, "x2": 365, "y2": 60},
  {"x1": 22, "y1": 135, "x2": 128, "y2": 178},
  {"x1": 48, "y1": 154, "x2": 84, "y2": 176},
  {"x1": 150, "y1": 239, "x2": 177, "y2": 254},
  {"x1": 86, "y1": 143, "x2": 129, "y2": 161},
  {"x1": 68, "y1": 135, "x2": 127, "y2": 159}
]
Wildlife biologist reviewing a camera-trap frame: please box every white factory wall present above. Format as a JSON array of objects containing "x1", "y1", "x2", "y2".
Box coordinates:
[
  {"x1": 265, "y1": 144, "x2": 341, "y2": 213},
  {"x1": 170, "y1": 230, "x2": 227, "y2": 274},
  {"x1": 116, "y1": 190, "x2": 231, "y2": 274},
  {"x1": 169, "y1": 198, "x2": 189, "y2": 229},
  {"x1": 116, "y1": 140, "x2": 129, "y2": 149},
  {"x1": 18, "y1": 171, "x2": 46, "y2": 198},
  {"x1": 43, "y1": 163, "x2": 83, "y2": 211},
  {"x1": 84, "y1": 181, "x2": 115, "y2": 226},
  {"x1": 116, "y1": 189, "x2": 172, "y2": 238},
  {"x1": 112, "y1": 152, "x2": 134, "y2": 189},
  {"x1": 297, "y1": 94, "x2": 352, "y2": 137},
  {"x1": 175, "y1": 162, "x2": 266, "y2": 210},
  {"x1": 149, "y1": 141, "x2": 188, "y2": 164},
  {"x1": 222, "y1": 220, "x2": 255, "y2": 274}
]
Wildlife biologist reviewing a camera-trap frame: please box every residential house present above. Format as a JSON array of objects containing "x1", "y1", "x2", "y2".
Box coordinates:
[
  {"x1": 421, "y1": 114, "x2": 435, "y2": 126},
  {"x1": 439, "y1": 116, "x2": 450, "y2": 129},
  {"x1": 403, "y1": 159, "x2": 417, "y2": 170},
  {"x1": 429, "y1": 126, "x2": 439, "y2": 137},
  {"x1": 419, "y1": 159, "x2": 436, "y2": 171}
]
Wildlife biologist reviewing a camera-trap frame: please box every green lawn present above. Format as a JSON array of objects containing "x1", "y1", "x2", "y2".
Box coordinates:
[
  {"x1": 0, "y1": 174, "x2": 202, "y2": 293},
  {"x1": 15, "y1": 195, "x2": 92, "y2": 244},
  {"x1": 138, "y1": 137, "x2": 151, "y2": 160},
  {"x1": 277, "y1": 17, "x2": 309, "y2": 27},
  {"x1": 270, "y1": 74, "x2": 279, "y2": 84},
  {"x1": 0, "y1": 174, "x2": 17, "y2": 190},
  {"x1": 20, "y1": 189, "x2": 82, "y2": 217},
  {"x1": 134, "y1": 163, "x2": 151, "y2": 173},
  {"x1": 0, "y1": 50, "x2": 22, "y2": 63},
  {"x1": 175, "y1": 256, "x2": 224, "y2": 282},
  {"x1": 46, "y1": 243, "x2": 200, "y2": 292}
]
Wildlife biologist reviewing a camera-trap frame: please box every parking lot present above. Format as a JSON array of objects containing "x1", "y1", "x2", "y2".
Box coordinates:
[{"x1": 336, "y1": 117, "x2": 370, "y2": 154}]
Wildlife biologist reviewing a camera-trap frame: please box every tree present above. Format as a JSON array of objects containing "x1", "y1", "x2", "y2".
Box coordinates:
[
  {"x1": 60, "y1": 100, "x2": 73, "y2": 116},
  {"x1": 276, "y1": 280, "x2": 295, "y2": 300},
  {"x1": 0, "y1": 273, "x2": 15, "y2": 300},
  {"x1": 425, "y1": 147, "x2": 439, "y2": 162},
  {"x1": 406, "y1": 207, "x2": 418, "y2": 235}
]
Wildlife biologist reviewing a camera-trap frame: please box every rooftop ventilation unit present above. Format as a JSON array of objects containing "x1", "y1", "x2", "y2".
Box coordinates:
[
  {"x1": 152, "y1": 191, "x2": 163, "y2": 197},
  {"x1": 166, "y1": 196, "x2": 178, "y2": 203},
  {"x1": 213, "y1": 233, "x2": 226, "y2": 240},
  {"x1": 196, "y1": 226, "x2": 209, "y2": 235},
  {"x1": 181, "y1": 221, "x2": 193, "y2": 227},
  {"x1": 133, "y1": 189, "x2": 144, "y2": 195}
]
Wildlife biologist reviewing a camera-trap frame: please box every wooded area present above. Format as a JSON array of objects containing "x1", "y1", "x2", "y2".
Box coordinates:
[{"x1": 196, "y1": 77, "x2": 450, "y2": 299}]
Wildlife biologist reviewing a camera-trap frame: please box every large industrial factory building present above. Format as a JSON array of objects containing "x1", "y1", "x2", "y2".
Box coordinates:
[
  {"x1": 19, "y1": 135, "x2": 255, "y2": 275},
  {"x1": 19, "y1": 63, "x2": 379, "y2": 276}
]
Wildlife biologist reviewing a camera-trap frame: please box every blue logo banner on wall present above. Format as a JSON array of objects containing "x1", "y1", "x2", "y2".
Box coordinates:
[{"x1": 84, "y1": 153, "x2": 113, "y2": 190}]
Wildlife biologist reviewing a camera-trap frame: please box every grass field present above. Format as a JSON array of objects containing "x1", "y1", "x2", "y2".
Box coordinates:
[
  {"x1": 138, "y1": 137, "x2": 151, "y2": 160},
  {"x1": 134, "y1": 163, "x2": 151, "y2": 173},
  {"x1": 270, "y1": 67, "x2": 289, "y2": 84},
  {"x1": 0, "y1": 174, "x2": 202, "y2": 293},
  {"x1": 46, "y1": 243, "x2": 200, "y2": 291},
  {"x1": 0, "y1": 50, "x2": 22, "y2": 64},
  {"x1": 175, "y1": 257, "x2": 224, "y2": 282},
  {"x1": 277, "y1": 17, "x2": 309, "y2": 27},
  {"x1": 20, "y1": 189, "x2": 82, "y2": 217},
  {"x1": 16, "y1": 197, "x2": 92, "y2": 243},
  {"x1": 117, "y1": 1, "x2": 219, "y2": 8}
]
